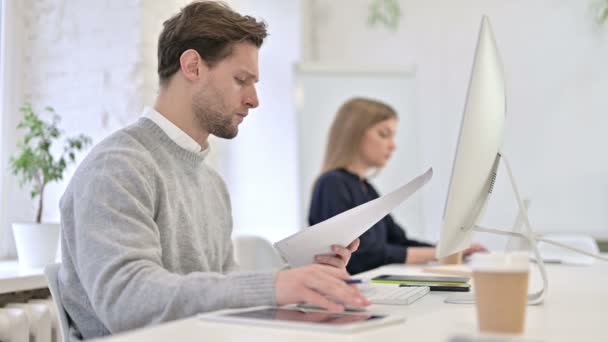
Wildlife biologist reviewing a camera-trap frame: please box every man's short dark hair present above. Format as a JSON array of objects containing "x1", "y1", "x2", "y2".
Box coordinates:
[{"x1": 157, "y1": 1, "x2": 267, "y2": 86}]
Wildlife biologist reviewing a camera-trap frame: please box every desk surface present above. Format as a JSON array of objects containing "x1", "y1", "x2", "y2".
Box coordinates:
[
  {"x1": 98, "y1": 261, "x2": 608, "y2": 342},
  {"x1": 0, "y1": 260, "x2": 47, "y2": 294}
]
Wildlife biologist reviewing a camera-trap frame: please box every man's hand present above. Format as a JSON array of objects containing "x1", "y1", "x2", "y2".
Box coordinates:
[
  {"x1": 314, "y1": 239, "x2": 360, "y2": 269},
  {"x1": 463, "y1": 243, "x2": 488, "y2": 257},
  {"x1": 275, "y1": 264, "x2": 370, "y2": 312}
]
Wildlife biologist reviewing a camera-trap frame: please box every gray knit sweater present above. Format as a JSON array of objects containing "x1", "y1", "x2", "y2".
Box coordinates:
[{"x1": 58, "y1": 118, "x2": 276, "y2": 341}]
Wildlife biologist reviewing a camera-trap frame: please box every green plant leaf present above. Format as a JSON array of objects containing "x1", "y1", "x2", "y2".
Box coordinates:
[
  {"x1": 9, "y1": 103, "x2": 93, "y2": 220},
  {"x1": 368, "y1": 0, "x2": 402, "y2": 32}
]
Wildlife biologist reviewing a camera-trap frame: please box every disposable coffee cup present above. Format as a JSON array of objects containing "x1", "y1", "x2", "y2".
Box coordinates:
[{"x1": 471, "y1": 252, "x2": 529, "y2": 334}]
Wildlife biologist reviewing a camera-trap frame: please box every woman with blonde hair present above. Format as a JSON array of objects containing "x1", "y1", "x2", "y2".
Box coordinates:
[{"x1": 309, "y1": 97, "x2": 485, "y2": 274}]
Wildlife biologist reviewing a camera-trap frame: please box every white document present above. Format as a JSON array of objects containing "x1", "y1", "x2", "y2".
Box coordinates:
[{"x1": 274, "y1": 168, "x2": 433, "y2": 267}]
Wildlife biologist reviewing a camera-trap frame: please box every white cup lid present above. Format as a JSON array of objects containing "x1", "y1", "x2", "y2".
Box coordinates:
[{"x1": 470, "y1": 252, "x2": 530, "y2": 272}]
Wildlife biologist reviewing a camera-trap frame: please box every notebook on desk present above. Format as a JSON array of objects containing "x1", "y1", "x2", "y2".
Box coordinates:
[
  {"x1": 371, "y1": 274, "x2": 470, "y2": 284},
  {"x1": 371, "y1": 274, "x2": 471, "y2": 292}
]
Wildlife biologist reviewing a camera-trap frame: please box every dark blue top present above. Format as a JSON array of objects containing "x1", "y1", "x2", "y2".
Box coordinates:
[{"x1": 308, "y1": 168, "x2": 433, "y2": 274}]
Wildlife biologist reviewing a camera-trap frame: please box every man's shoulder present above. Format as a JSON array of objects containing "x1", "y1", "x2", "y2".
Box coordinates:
[
  {"x1": 76, "y1": 124, "x2": 158, "y2": 176},
  {"x1": 92, "y1": 130, "x2": 151, "y2": 160},
  {"x1": 99, "y1": 120, "x2": 153, "y2": 148}
]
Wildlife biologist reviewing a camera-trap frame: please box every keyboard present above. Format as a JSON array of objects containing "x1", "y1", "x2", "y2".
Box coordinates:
[{"x1": 359, "y1": 284, "x2": 430, "y2": 305}]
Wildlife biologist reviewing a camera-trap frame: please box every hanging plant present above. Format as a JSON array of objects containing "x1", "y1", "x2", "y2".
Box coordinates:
[
  {"x1": 368, "y1": 0, "x2": 402, "y2": 32},
  {"x1": 600, "y1": 0, "x2": 608, "y2": 23},
  {"x1": 592, "y1": 0, "x2": 608, "y2": 24}
]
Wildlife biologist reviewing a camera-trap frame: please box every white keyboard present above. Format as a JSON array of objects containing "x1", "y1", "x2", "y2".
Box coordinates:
[{"x1": 359, "y1": 284, "x2": 430, "y2": 305}]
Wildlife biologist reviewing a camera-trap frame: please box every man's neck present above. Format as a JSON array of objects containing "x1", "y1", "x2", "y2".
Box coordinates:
[{"x1": 153, "y1": 92, "x2": 210, "y2": 148}]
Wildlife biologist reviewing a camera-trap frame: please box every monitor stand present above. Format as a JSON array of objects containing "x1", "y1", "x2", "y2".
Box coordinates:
[
  {"x1": 445, "y1": 152, "x2": 547, "y2": 305},
  {"x1": 445, "y1": 152, "x2": 608, "y2": 306}
]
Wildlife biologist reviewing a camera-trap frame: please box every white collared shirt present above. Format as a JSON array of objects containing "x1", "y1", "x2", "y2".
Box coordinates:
[{"x1": 142, "y1": 107, "x2": 208, "y2": 155}]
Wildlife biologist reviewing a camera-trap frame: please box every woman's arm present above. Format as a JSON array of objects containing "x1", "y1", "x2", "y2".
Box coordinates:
[{"x1": 405, "y1": 247, "x2": 437, "y2": 264}]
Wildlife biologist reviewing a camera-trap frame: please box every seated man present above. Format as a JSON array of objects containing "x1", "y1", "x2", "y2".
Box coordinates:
[{"x1": 57, "y1": 2, "x2": 368, "y2": 340}]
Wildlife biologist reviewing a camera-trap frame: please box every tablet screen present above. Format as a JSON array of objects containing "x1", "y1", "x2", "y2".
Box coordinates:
[{"x1": 224, "y1": 308, "x2": 384, "y2": 325}]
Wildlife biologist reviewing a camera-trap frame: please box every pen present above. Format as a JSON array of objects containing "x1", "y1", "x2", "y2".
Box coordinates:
[{"x1": 344, "y1": 279, "x2": 368, "y2": 284}]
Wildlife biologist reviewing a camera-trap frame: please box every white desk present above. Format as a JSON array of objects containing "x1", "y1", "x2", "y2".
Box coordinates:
[
  {"x1": 97, "y1": 261, "x2": 608, "y2": 342},
  {"x1": 0, "y1": 260, "x2": 47, "y2": 294}
]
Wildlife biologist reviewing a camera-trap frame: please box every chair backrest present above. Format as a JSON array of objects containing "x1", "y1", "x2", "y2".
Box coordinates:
[
  {"x1": 44, "y1": 263, "x2": 69, "y2": 342},
  {"x1": 233, "y1": 235, "x2": 286, "y2": 272},
  {"x1": 537, "y1": 234, "x2": 600, "y2": 265}
]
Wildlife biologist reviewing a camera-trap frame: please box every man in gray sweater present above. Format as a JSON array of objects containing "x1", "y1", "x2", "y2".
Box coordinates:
[{"x1": 58, "y1": 1, "x2": 369, "y2": 340}]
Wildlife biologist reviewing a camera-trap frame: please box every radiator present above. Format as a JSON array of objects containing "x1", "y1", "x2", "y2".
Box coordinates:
[
  {"x1": 0, "y1": 308, "x2": 28, "y2": 342},
  {"x1": 28, "y1": 299, "x2": 60, "y2": 342},
  {"x1": 0, "y1": 299, "x2": 56, "y2": 342}
]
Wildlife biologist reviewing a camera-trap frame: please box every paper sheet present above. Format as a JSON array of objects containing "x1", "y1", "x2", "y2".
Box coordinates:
[{"x1": 274, "y1": 168, "x2": 433, "y2": 267}]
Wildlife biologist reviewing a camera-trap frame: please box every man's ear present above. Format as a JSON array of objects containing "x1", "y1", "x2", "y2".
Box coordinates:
[{"x1": 179, "y1": 49, "x2": 206, "y2": 82}]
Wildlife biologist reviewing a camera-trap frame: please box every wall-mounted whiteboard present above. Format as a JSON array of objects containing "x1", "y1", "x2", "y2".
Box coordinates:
[{"x1": 293, "y1": 63, "x2": 429, "y2": 239}]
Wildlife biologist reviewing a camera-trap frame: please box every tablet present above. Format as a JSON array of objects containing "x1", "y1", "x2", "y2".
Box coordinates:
[{"x1": 199, "y1": 306, "x2": 405, "y2": 333}]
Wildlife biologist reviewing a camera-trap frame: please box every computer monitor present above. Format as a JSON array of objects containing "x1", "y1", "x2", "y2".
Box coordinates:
[
  {"x1": 436, "y1": 15, "x2": 506, "y2": 259},
  {"x1": 435, "y1": 15, "x2": 606, "y2": 305}
]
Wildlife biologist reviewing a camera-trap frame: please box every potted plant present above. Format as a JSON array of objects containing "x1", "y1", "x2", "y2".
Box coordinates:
[{"x1": 10, "y1": 103, "x2": 91, "y2": 268}]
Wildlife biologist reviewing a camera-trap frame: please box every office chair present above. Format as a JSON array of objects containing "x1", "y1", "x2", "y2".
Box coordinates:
[
  {"x1": 44, "y1": 263, "x2": 69, "y2": 342},
  {"x1": 233, "y1": 235, "x2": 286, "y2": 271}
]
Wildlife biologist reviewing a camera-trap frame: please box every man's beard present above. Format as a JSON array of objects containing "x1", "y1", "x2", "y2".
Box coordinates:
[{"x1": 192, "y1": 93, "x2": 238, "y2": 139}]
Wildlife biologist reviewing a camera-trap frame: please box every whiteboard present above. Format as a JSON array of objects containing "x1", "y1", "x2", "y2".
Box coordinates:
[{"x1": 293, "y1": 64, "x2": 428, "y2": 239}]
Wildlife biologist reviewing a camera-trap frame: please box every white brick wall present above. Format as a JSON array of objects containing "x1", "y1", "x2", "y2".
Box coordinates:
[
  {"x1": 140, "y1": 0, "x2": 191, "y2": 107},
  {"x1": 19, "y1": 0, "x2": 144, "y2": 229},
  {"x1": 1, "y1": 0, "x2": 180, "y2": 257}
]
